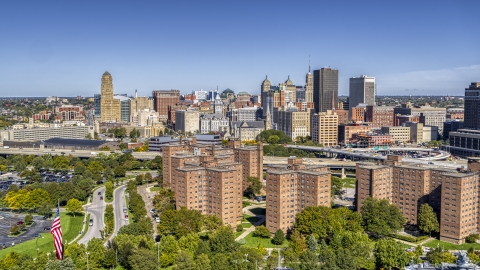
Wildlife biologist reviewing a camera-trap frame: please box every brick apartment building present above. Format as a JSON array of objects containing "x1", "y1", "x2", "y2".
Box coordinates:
[
  {"x1": 352, "y1": 107, "x2": 365, "y2": 122},
  {"x1": 366, "y1": 105, "x2": 395, "y2": 129},
  {"x1": 356, "y1": 155, "x2": 480, "y2": 244},
  {"x1": 152, "y1": 90, "x2": 180, "y2": 122},
  {"x1": 266, "y1": 157, "x2": 331, "y2": 233},
  {"x1": 162, "y1": 138, "x2": 263, "y2": 225}
]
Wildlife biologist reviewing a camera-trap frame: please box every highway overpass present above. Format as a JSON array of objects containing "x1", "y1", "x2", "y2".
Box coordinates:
[{"x1": 0, "y1": 148, "x2": 160, "y2": 160}]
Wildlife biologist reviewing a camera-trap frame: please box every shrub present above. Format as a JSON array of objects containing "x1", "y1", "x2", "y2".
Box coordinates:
[
  {"x1": 236, "y1": 224, "x2": 243, "y2": 232},
  {"x1": 253, "y1": 225, "x2": 271, "y2": 238},
  {"x1": 24, "y1": 214, "x2": 33, "y2": 225},
  {"x1": 272, "y1": 229, "x2": 285, "y2": 245},
  {"x1": 242, "y1": 201, "x2": 251, "y2": 208},
  {"x1": 466, "y1": 234, "x2": 480, "y2": 243},
  {"x1": 237, "y1": 238, "x2": 246, "y2": 245},
  {"x1": 10, "y1": 224, "x2": 19, "y2": 235}
]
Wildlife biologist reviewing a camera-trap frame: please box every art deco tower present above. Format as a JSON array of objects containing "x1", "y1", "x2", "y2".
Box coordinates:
[
  {"x1": 100, "y1": 71, "x2": 121, "y2": 122},
  {"x1": 305, "y1": 65, "x2": 313, "y2": 103}
]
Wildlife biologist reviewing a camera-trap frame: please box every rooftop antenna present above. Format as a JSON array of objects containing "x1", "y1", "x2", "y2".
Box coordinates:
[{"x1": 308, "y1": 55, "x2": 311, "y2": 73}]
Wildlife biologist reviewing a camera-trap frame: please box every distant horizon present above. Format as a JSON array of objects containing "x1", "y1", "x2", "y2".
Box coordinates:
[
  {"x1": 0, "y1": 1, "x2": 479, "y2": 96},
  {"x1": 0, "y1": 94, "x2": 467, "y2": 99}
]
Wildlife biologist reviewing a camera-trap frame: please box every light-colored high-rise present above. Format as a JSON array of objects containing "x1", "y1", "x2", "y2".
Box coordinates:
[
  {"x1": 129, "y1": 89, "x2": 154, "y2": 119},
  {"x1": 277, "y1": 106, "x2": 311, "y2": 141},
  {"x1": 100, "y1": 71, "x2": 121, "y2": 122},
  {"x1": 310, "y1": 110, "x2": 338, "y2": 146},
  {"x1": 305, "y1": 66, "x2": 313, "y2": 103}
]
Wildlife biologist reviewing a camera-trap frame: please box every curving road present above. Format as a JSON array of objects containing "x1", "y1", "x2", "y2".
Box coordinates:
[
  {"x1": 110, "y1": 185, "x2": 128, "y2": 240},
  {"x1": 78, "y1": 186, "x2": 106, "y2": 245}
]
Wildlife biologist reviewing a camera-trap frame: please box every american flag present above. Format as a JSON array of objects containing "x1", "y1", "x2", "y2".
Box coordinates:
[{"x1": 50, "y1": 205, "x2": 63, "y2": 260}]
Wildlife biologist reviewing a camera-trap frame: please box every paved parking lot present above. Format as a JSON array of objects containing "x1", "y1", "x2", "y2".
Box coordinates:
[{"x1": 0, "y1": 212, "x2": 51, "y2": 247}]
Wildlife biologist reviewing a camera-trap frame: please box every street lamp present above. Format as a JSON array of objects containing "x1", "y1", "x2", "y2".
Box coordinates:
[
  {"x1": 86, "y1": 252, "x2": 90, "y2": 270},
  {"x1": 35, "y1": 235, "x2": 43, "y2": 256},
  {"x1": 157, "y1": 242, "x2": 160, "y2": 270}
]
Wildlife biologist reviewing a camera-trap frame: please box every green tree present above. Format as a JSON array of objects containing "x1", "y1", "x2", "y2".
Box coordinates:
[
  {"x1": 178, "y1": 233, "x2": 200, "y2": 255},
  {"x1": 159, "y1": 235, "x2": 179, "y2": 267},
  {"x1": 66, "y1": 198, "x2": 83, "y2": 217},
  {"x1": 128, "y1": 248, "x2": 158, "y2": 270},
  {"x1": 375, "y1": 238, "x2": 409, "y2": 270},
  {"x1": 24, "y1": 214, "x2": 33, "y2": 225},
  {"x1": 289, "y1": 230, "x2": 307, "y2": 255},
  {"x1": 306, "y1": 234, "x2": 317, "y2": 253},
  {"x1": 114, "y1": 165, "x2": 126, "y2": 177},
  {"x1": 267, "y1": 135, "x2": 280, "y2": 145},
  {"x1": 236, "y1": 224, "x2": 243, "y2": 232},
  {"x1": 247, "y1": 176, "x2": 262, "y2": 196},
  {"x1": 272, "y1": 229, "x2": 285, "y2": 245},
  {"x1": 418, "y1": 203, "x2": 439, "y2": 236},
  {"x1": 360, "y1": 197, "x2": 406, "y2": 238},
  {"x1": 105, "y1": 181, "x2": 114, "y2": 200},
  {"x1": 174, "y1": 251, "x2": 195, "y2": 270},
  {"x1": 202, "y1": 215, "x2": 223, "y2": 232},
  {"x1": 331, "y1": 176, "x2": 343, "y2": 196},
  {"x1": 209, "y1": 226, "x2": 238, "y2": 253},
  {"x1": 194, "y1": 253, "x2": 211, "y2": 270},
  {"x1": 135, "y1": 174, "x2": 144, "y2": 185},
  {"x1": 253, "y1": 225, "x2": 271, "y2": 238},
  {"x1": 10, "y1": 224, "x2": 19, "y2": 235}
]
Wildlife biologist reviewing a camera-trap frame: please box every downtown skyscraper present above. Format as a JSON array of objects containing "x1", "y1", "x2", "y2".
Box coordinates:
[
  {"x1": 313, "y1": 68, "x2": 338, "y2": 113},
  {"x1": 348, "y1": 75, "x2": 376, "y2": 116},
  {"x1": 464, "y1": 82, "x2": 480, "y2": 130}
]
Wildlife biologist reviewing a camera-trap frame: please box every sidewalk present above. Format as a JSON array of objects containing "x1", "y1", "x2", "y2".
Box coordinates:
[
  {"x1": 137, "y1": 184, "x2": 157, "y2": 236},
  {"x1": 235, "y1": 205, "x2": 266, "y2": 241}
]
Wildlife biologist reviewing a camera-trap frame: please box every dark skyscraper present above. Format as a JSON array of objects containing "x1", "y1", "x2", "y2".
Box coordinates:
[
  {"x1": 313, "y1": 68, "x2": 339, "y2": 113},
  {"x1": 464, "y1": 82, "x2": 480, "y2": 129}
]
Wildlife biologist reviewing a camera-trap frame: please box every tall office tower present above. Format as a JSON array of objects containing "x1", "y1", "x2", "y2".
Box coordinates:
[
  {"x1": 305, "y1": 66, "x2": 313, "y2": 103},
  {"x1": 313, "y1": 68, "x2": 339, "y2": 113},
  {"x1": 349, "y1": 75, "x2": 376, "y2": 117},
  {"x1": 93, "y1": 94, "x2": 101, "y2": 118},
  {"x1": 266, "y1": 157, "x2": 331, "y2": 233},
  {"x1": 100, "y1": 71, "x2": 121, "y2": 122},
  {"x1": 464, "y1": 82, "x2": 480, "y2": 129},
  {"x1": 261, "y1": 76, "x2": 271, "y2": 118},
  {"x1": 152, "y1": 90, "x2": 180, "y2": 122}
]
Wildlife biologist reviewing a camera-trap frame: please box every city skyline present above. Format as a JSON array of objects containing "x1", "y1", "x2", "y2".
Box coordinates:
[{"x1": 0, "y1": 1, "x2": 479, "y2": 97}]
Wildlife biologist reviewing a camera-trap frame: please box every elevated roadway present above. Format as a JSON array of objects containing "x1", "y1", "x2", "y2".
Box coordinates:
[
  {"x1": 0, "y1": 148, "x2": 160, "y2": 160},
  {"x1": 286, "y1": 145, "x2": 452, "y2": 162}
]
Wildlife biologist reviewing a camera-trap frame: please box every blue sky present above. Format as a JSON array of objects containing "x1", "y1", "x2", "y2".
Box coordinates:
[{"x1": 0, "y1": 1, "x2": 479, "y2": 97}]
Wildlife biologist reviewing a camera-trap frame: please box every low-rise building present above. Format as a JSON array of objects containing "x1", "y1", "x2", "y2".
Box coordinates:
[{"x1": 381, "y1": 126, "x2": 410, "y2": 143}]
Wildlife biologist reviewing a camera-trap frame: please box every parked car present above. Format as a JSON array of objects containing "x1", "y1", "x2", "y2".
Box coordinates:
[
  {"x1": 100, "y1": 196, "x2": 103, "y2": 200},
  {"x1": 44, "y1": 227, "x2": 51, "y2": 231},
  {"x1": 16, "y1": 221, "x2": 24, "y2": 225},
  {"x1": 89, "y1": 219, "x2": 93, "y2": 226},
  {"x1": 125, "y1": 214, "x2": 128, "y2": 219},
  {"x1": 155, "y1": 217, "x2": 160, "y2": 223},
  {"x1": 33, "y1": 233, "x2": 41, "y2": 238},
  {"x1": 98, "y1": 192, "x2": 101, "y2": 196}
]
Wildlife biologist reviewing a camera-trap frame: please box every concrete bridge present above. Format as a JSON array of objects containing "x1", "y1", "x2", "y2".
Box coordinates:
[{"x1": 0, "y1": 148, "x2": 160, "y2": 160}]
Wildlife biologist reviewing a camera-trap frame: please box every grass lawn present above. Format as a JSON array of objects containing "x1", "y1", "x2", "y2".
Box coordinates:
[
  {"x1": 0, "y1": 212, "x2": 84, "y2": 258},
  {"x1": 150, "y1": 186, "x2": 160, "y2": 192},
  {"x1": 125, "y1": 195, "x2": 133, "y2": 223},
  {"x1": 423, "y1": 239, "x2": 480, "y2": 250},
  {"x1": 244, "y1": 216, "x2": 260, "y2": 225},
  {"x1": 242, "y1": 223, "x2": 253, "y2": 229},
  {"x1": 242, "y1": 231, "x2": 288, "y2": 248},
  {"x1": 341, "y1": 177, "x2": 356, "y2": 188},
  {"x1": 235, "y1": 231, "x2": 244, "y2": 238}
]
